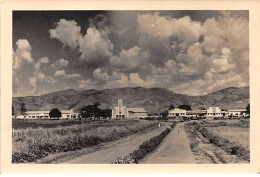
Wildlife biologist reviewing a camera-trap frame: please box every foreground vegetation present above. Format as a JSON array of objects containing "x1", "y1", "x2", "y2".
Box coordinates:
[
  {"x1": 112, "y1": 122, "x2": 177, "y2": 164},
  {"x1": 12, "y1": 119, "x2": 141, "y2": 130},
  {"x1": 185, "y1": 119, "x2": 249, "y2": 163},
  {"x1": 12, "y1": 120, "x2": 158, "y2": 163}
]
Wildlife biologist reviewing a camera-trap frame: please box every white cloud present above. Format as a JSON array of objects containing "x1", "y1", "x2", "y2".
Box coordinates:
[
  {"x1": 78, "y1": 79, "x2": 100, "y2": 89},
  {"x1": 49, "y1": 19, "x2": 82, "y2": 49},
  {"x1": 44, "y1": 77, "x2": 57, "y2": 84},
  {"x1": 51, "y1": 58, "x2": 69, "y2": 68},
  {"x1": 129, "y1": 73, "x2": 155, "y2": 87},
  {"x1": 54, "y1": 70, "x2": 66, "y2": 76},
  {"x1": 13, "y1": 39, "x2": 33, "y2": 70},
  {"x1": 39, "y1": 57, "x2": 49, "y2": 64},
  {"x1": 29, "y1": 77, "x2": 37, "y2": 95},
  {"x1": 78, "y1": 27, "x2": 113, "y2": 66},
  {"x1": 50, "y1": 18, "x2": 113, "y2": 68},
  {"x1": 110, "y1": 46, "x2": 150, "y2": 73},
  {"x1": 46, "y1": 12, "x2": 249, "y2": 96},
  {"x1": 211, "y1": 48, "x2": 235, "y2": 74},
  {"x1": 54, "y1": 69, "x2": 81, "y2": 79},
  {"x1": 137, "y1": 12, "x2": 202, "y2": 48},
  {"x1": 34, "y1": 57, "x2": 49, "y2": 70}
]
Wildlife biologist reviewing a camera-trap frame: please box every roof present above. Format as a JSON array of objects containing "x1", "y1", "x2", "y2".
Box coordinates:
[
  {"x1": 61, "y1": 110, "x2": 74, "y2": 114},
  {"x1": 27, "y1": 111, "x2": 49, "y2": 114},
  {"x1": 27, "y1": 110, "x2": 73, "y2": 114},
  {"x1": 229, "y1": 109, "x2": 246, "y2": 112},
  {"x1": 186, "y1": 110, "x2": 207, "y2": 114},
  {"x1": 127, "y1": 108, "x2": 147, "y2": 113}
]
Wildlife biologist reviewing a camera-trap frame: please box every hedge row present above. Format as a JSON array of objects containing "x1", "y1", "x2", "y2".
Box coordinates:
[{"x1": 112, "y1": 122, "x2": 177, "y2": 164}]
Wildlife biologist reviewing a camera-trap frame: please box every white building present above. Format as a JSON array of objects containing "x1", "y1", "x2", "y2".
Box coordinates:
[
  {"x1": 112, "y1": 99, "x2": 148, "y2": 119},
  {"x1": 112, "y1": 99, "x2": 127, "y2": 119},
  {"x1": 228, "y1": 109, "x2": 247, "y2": 117},
  {"x1": 168, "y1": 108, "x2": 187, "y2": 117},
  {"x1": 206, "y1": 107, "x2": 222, "y2": 117},
  {"x1": 127, "y1": 108, "x2": 148, "y2": 118},
  {"x1": 16, "y1": 109, "x2": 80, "y2": 119}
]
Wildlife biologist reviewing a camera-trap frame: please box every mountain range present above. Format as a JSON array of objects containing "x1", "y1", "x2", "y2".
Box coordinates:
[{"x1": 12, "y1": 86, "x2": 249, "y2": 115}]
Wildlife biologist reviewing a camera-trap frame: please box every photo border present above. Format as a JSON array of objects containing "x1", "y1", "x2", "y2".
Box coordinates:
[{"x1": 1, "y1": 0, "x2": 260, "y2": 174}]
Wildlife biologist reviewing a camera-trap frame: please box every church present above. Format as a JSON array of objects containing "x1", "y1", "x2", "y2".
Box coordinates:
[{"x1": 112, "y1": 99, "x2": 148, "y2": 119}]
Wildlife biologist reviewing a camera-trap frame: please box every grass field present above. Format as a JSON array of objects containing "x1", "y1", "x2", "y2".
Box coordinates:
[
  {"x1": 12, "y1": 119, "x2": 134, "y2": 130},
  {"x1": 208, "y1": 126, "x2": 249, "y2": 151},
  {"x1": 12, "y1": 119, "x2": 158, "y2": 163},
  {"x1": 185, "y1": 119, "x2": 250, "y2": 163}
]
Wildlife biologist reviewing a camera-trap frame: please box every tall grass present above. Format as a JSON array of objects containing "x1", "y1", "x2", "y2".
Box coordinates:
[
  {"x1": 189, "y1": 122, "x2": 250, "y2": 162},
  {"x1": 12, "y1": 120, "x2": 158, "y2": 163},
  {"x1": 12, "y1": 119, "x2": 141, "y2": 130}
]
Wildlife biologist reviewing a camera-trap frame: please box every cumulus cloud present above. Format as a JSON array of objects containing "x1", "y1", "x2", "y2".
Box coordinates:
[
  {"x1": 211, "y1": 48, "x2": 235, "y2": 74},
  {"x1": 110, "y1": 46, "x2": 150, "y2": 72},
  {"x1": 13, "y1": 39, "x2": 33, "y2": 70},
  {"x1": 51, "y1": 58, "x2": 69, "y2": 69},
  {"x1": 49, "y1": 19, "x2": 82, "y2": 49},
  {"x1": 78, "y1": 79, "x2": 101, "y2": 89},
  {"x1": 78, "y1": 27, "x2": 113, "y2": 66},
  {"x1": 34, "y1": 57, "x2": 49, "y2": 70},
  {"x1": 54, "y1": 70, "x2": 81, "y2": 79},
  {"x1": 47, "y1": 12, "x2": 248, "y2": 96},
  {"x1": 92, "y1": 67, "x2": 121, "y2": 82},
  {"x1": 129, "y1": 73, "x2": 155, "y2": 87},
  {"x1": 50, "y1": 17, "x2": 113, "y2": 68},
  {"x1": 137, "y1": 12, "x2": 202, "y2": 49},
  {"x1": 29, "y1": 77, "x2": 37, "y2": 95}
]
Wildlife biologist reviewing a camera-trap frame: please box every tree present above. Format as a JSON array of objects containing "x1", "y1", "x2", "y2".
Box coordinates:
[
  {"x1": 100, "y1": 109, "x2": 112, "y2": 119},
  {"x1": 168, "y1": 104, "x2": 175, "y2": 110},
  {"x1": 178, "y1": 105, "x2": 192, "y2": 110},
  {"x1": 12, "y1": 103, "x2": 15, "y2": 116},
  {"x1": 246, "y1": 103, "x2": 250, "y2": 114},
  {"x1": 49, "y1": 108, "x2": 62, "y2": 119},
  {"x1": 20, "y1": 102, "x2": 27, "y2": 115},
  {"x1": 160, "y1": 110, "x2": 168, "y2": 119},
  {"x1": 80, "y1": 103, "x2": 102, "y2": 119}
]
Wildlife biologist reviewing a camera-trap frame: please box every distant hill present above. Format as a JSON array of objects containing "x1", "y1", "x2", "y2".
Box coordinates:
[{"x1": 12, "y1": 86, "x2": 249, "y2": 115}]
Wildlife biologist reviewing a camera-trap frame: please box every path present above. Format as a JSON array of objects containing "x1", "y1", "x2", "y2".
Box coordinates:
[
  {"x1": 142, "y1": 122, "x2": 196, "y2": 164},
  {"x1": 62, "y1": 122, "x2": 170, "y2": 164}
]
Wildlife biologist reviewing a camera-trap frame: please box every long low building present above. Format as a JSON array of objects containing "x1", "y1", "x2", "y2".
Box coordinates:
[
  {"x1": 112, "y1": 99, "x2": 148, "y2": 119},
  {"x1": 168, "y1": 106, "x2": 248, "y2": 118},
  {"x1": 16, "y1": 109, "x2": 80, "y2": 119}
]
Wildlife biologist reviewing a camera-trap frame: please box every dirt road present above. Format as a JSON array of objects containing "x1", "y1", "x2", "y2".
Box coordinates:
[
  {"x1": 62, "y1": 122, "x2": 170, "y2": 164},
  {"x1": 142, "y1": 122, "x2": 196, "y2": 164}
]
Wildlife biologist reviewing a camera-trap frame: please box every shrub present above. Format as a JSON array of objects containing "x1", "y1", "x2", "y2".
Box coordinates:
[{"x1": 112, "y1": 122, "x2": 177, "y2": 164}]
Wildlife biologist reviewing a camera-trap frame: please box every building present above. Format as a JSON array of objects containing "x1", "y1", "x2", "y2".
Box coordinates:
[
  {"x1": 186, "y1": 110, "x2": 207, "y2": 117},
  {"x1": 112, "y1": 99, "x2": 127, "y2": 119},
  {"x1": 168, "y1": 108, "x2": 187, "y2": 117},
  {"x1": 228, "y1": 109, "x2": 247, "y2": 117},
  {"x1": 16, "y1": 109, "x2": 80, "y2": 119},
  {"x1": 112, "y1": 99, "x2": 148, "y2": 119},
  {"x1": 206, "y1": 107, "x2": 222, "y2": 117},
  {"x1": 127, "y1": 108, "x2": 148, "y2": 118}
]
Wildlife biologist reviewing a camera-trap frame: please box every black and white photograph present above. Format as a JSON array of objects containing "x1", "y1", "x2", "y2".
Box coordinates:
[
  {"x1": 10, "y1": 9, "x2": 251, "y2": 165},
  {"x1": 1, "y1": 0, "x2": 260, "y2": 173}
]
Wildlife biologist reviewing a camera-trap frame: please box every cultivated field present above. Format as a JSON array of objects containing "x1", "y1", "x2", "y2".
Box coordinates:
[
  {"x1": 12, "y1": 119, "x2": 158, "y2": 163},
  {"x1": 185, "y1": 119, "x2": 250, "y2": 163}
]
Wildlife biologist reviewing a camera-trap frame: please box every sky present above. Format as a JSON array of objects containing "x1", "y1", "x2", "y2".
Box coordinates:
[{"x1": 12, "y1": 10, "x2": 249, "y2": 97}]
